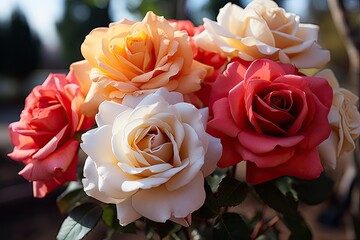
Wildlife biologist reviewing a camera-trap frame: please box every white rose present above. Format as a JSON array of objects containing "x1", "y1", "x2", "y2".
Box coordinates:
[
  {"x1": 317, "y1": 69, "x2": 360, "y2": 169},
  {"x1": 80, "y1": 88, "x2": 222, "y2": 226},
  {"x1": 194, "y1": 0, "x2": 330, "y2": 68}
]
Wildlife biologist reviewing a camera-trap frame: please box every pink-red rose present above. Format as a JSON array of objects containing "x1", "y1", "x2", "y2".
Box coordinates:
[
  {"x1": 207, "y1": 59, "x2": 333, "y2": 184},
  {"x1": 8, "y1": 72, "x2": 94, "y2": 197}
]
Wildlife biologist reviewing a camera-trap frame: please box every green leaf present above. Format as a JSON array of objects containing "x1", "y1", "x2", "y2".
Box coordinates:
[
  {"x1": 254, "y1": 180, "x2": 312, "y2": 240},
  {"x1": 254, "y1": 180, "x2": 298, "y2": 217},
  {"x1": 57, "y1": 182, "x2": 89, "y2": 214},
  {"x1": 56, "y1": 202, "x2": 103, "y2": 240},
  {"x1": 217, "y1": 176, "x2": 248, "y2": 207},
  {"x1": 255, "y1": 229, "x2": 278, "y2": 240},
  {"x1": 145, "y1": 220, "x2": 182, "y2": 239},
  {"x1": 206, "y1": 173, "x2": 226, "y2": 193},
  {"x1": 293, "y1": 173, "x2": 334, "y2": 205},
  {"x1": 193, "y1": 179, "x2": 220, "y2": 219},
  {"x1": 283, "y1": 214, "x2": 312, "y2": 240},
  {"x1": 213, "y1": 212, "x2": 251, "y2": 240},
  {"x1": 102, "y1": 204, "x2": 136, "y2": 233},
  {"x1": 275, "y1": 177, "x2": 298, "y2": 202}
]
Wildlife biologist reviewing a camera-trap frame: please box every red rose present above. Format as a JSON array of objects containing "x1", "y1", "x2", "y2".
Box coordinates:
[
  {"x1": 8, "y1": 72, "x2": 94, "y2": 197},
  {"x1": 172, "y1": 20, "x2": 228, "y2": 107},
  {"x1": 207, "y1": 59, "x2": 332, "y2": 183}
]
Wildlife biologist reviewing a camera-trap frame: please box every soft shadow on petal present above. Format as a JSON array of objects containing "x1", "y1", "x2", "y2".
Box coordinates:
[
  {"x1": 97, "y1": 163, "x2": 138, "y2": 196},
  {"x1": 81, "y1": 82, "x2": 113, "y2": 117},
  {"x1": 201, "y1": 135, "x2": 222, "y2": 177},
  {"x1": 96, "y1": 101, "x2": 130, "y2": 127},
  {"x1": 81, "y1": 125, "x2": 115, "y2": 164},
  {"x1": 237, "y1": 143, "x2": 295, "y2": 168},
  {"x1": 289, "y1": 44, "x2": 330, "y2": 68},
  {"x1": 116, "y1": 198, "x2": 142, "y2": 226},
  {"x1": 132, "y1": 172, "x2": 205, "y2": 223},
  {"x1": 70, "y1": 60, "x2": 92, "y2": 95},
  {"x1": 318, "y1": 131, "x2": 338, "y2": 169},
  {"x1": 83, "y1": 158, "x2": 122, "y2": 203},
  {"x1": 154, "y1": 88, "x2": 184, "y2": 105},
  {"x1": 238, "y1": 130, "x2": 304, "y2": 154}
]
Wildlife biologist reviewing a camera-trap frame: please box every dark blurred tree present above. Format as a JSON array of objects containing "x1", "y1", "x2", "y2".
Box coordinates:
[
  {"x1": 0, "y1": 8, "x2": 41, "y2": 79},
  {"x1": 56, "y1": 0, "x2": 111, "y2": 67}
]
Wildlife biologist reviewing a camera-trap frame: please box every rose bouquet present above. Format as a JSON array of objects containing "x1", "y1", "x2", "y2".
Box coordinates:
[{"x1": 7, "y1": 0, "x2": 360, "y2": 239}]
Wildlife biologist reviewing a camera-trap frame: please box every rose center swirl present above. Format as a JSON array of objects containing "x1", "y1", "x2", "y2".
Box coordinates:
[
  {"x1": 253, "y1": 90, "x2": 296, "y2": 136},
  {"x1": 133, "y1": 125, "x2": 174, "y2": 166}
]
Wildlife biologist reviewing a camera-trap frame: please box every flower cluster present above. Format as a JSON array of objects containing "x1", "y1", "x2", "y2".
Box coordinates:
[{"x1": 7, "y1": 0, "x2": 360, "y2": 239}]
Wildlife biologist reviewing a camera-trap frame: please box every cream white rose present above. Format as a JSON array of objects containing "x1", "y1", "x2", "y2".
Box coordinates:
[
  {"x1": 317, "y1": 69, "x2": 360, "y2": 169},
  {"x1": 194, "y1": 0, "x2": 330, "y2": 68},
  {"x1": 81, "y1": 88, "x2": 221, "y2": 226}
]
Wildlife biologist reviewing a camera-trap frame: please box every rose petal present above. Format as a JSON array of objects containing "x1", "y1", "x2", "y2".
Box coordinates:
[
  {"x1": 31, "y1": 125, "x2": 68, "y2": 160},
  {"x1": 70, "y1": 60, "x2": 92, "y2": 95},
  {"x1": 201, "y1": 134, "x2": 222, "y2": 177},
  {"x1": 33, "y1": 180, "x2": 60, "y2": 198},
  {"x1": 8, "y1": 123, "x2": 38, "y2": 161},
  {"x1": 81, "y1": 27, "x2": 108, "y2": 67},
  {"x1": 288, "y1": 44, "x2": 330, "y2": 68},
  {"x1": 81, "y1": 125, "x2": 116, "y2": 164},
  {"x1": 96, "y1": 101, "x2": 131, "y2": 127},
  {"x1": 246, "y1": 148, "x2": 323, "y2": 184},
  {"x1": 214, "y1": 135, "x2": 243, "y2": 168},
  {"x1": 174, "y1": 102, "x2": 206, "y2": 139},
  {"x1": 237, "y1": 143, "x2": 295, "y2": 168},
  {"x1": 208, "y1": 98, "x2": 241, "y2": 138},
  {"x1": 209, "y1": 61, "x2": 246, "y2": 108},
  {"x1": 81, "y1": 82, "x2": 113, "y2": 117},
  {"x1": 118, "y1": 162, "x2": 173, "y2": 175},
  {"x1": 97, "y1": 163, "x2": 138, "y2": 197},
  {"x1": 33, "y1": 155, "x2": 78, "y2": 198},
  {"x1": 165, "y1": 124, "x2": 205, "y2": 191},
  {"x1": 217, "y1": 3, "x2": 243, "y2": 30},
  {"x1": 238, "y1": 130, "x2": 304, "y2": 154},
  {"x1": 296, "y1": 23, "x2": 319, "y2": 41},
  {"x1": 83, "y1": 158, "x2": 121, "y2": 203},
  {"x1": 19, "y1": 139, "x2": 79, "y2": 181},
  {"x1": 175, "y1": 61, "x2": 206, "y2": 94},
  {"x1": 169, "y1": 214, "x2": 192, "y2": 227},
  {"x1": 244, "y1": 59, "x2": 285, "y2": 81}
]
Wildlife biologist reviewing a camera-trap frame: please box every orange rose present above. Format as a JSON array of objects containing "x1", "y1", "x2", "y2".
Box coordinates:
[{"x1": 73, "y1": 12, "x2": 211, "y2": 116}]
